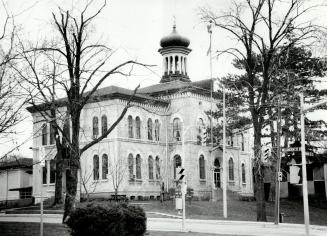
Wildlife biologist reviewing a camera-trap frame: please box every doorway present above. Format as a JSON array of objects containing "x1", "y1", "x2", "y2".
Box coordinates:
[{"x1": 214, "y1": 158, "x2": 221, "y2": 188}]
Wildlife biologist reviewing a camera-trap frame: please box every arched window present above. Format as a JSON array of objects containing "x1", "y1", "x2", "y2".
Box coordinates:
[
  {"x1": 228, "y1": 158, "x2": 234, "y2": 181},
  {"x1": 93, "y1": 155, "x2": 99, "y2": 180},
  {"x1": 147, "y1": 118, "x2": 153, "y2": 140},
  {"x1": 50, "y1": 124, "x2": 55, "y2": 145},
  {"x1": 50, "y1": 159, "x2": 56, "y2": 184},
  {"x1": 135, "y1": 116, "x2": 141, "y2": 139},
  {"x1": 92, "y1": 117, "x2": 99, "y2": 138},
  {"x1": 241, "y1": 134, "x2": 244, "y2": 151},
  {"x1": 42, "y1": 124, "x2": 48, "y2": 146},
  {"x1": 148, "y1": 156, "x2": 154, "y2": 180},
  {"x1": 128, "y1": 154, "x2": 134, "y2": 180},
  {"x1": 197, "y1": 118, "x2": 204, "y2": 144},
  {"x1": 214, "y1": 158, "x2": 220, "y2": 168},
  {"x1": 128, "y1": 115, "x2": 133, "y2": 138},
  {"x1": 173, "y1": 118, "x2": 182, "y2": 141},
  {"x1": 214, "y1": 158, "x2": 221, "y2": 188},
  {"x1": 173, "y1": 155, "x2": 182, "y2": 179},
  {"x1": 154, "y1": 119, "x2": 160, "y2": 141},
  {"x1": 101, "y1": 115, "x2": 108, "y2": 136},
  {"x1": 64, "y1": 119, "x2": 70, "y2": 141},
  {"x1": 242, "y1": 163, "x2": 246, "y2": 183},
  {"x1": 136, "y1": 154, "x2": 142, "y2": 179},
  {"x1": 102, "y1": 154, "x2": 108, "y2": 179},
  {"x1": 155, "y1": 156, "x2": 160, "y2": 179},
  {"x1": 199, "y1": 155, "x2": 206, "y2": 179}
]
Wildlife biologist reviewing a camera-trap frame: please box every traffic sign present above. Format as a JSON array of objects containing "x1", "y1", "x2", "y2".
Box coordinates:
[
  {"x1": 278, "y1": 171, "x2": 282, "y2": 181},
  {"x1": 282, "y1": 147, "x2": 300, "y2": 152},
  {"x1": 176, "y1": 167, "x2": 185, "y2": 181}
]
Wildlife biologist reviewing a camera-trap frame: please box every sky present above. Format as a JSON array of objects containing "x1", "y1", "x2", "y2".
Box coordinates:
[{"x1": 1, "y1": 0, "x2": 327, "y2": 158}]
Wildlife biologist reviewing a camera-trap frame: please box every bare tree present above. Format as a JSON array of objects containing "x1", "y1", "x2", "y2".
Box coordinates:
[
  {"x1": 14, "y1": 0, "x2": 152, "y2": 221},
  {"x1": 201, "y1": 0, "x2": 325, "y2": 221},
  {"x1": 107, "y1": 154, "x2": 128, "y2": 200},
  {"x1": 0, "y1": 1, "x2": 25, "y2": 144}
]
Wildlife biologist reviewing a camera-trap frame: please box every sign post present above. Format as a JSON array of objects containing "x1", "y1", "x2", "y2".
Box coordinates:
[
  {"x1": 274, "y1": 97, "x2": 281, "y2": 225},
  {"x1": 176, "y1": 167, "x2": 186, "y2": 232},
  {"x1": 181, "y1": 182, "x2": 187, "y2": 232},
  {"x1": 39, "y1": 147, "x2": 45, "y2": 236},
  {"x1": 300, "y1": 94, "x2": 310, "y2": 236}
]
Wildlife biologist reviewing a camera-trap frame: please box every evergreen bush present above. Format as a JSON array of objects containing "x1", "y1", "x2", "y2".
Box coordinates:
[{"x1": 66, "y1": 203, "x2": 146, "y2": 236}]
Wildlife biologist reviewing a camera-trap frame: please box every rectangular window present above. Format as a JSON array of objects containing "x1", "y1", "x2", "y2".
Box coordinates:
[
  {"x1": 50, "y1": 160, "x2": 56, "y2": 184},
  {"x1": 42, "y1": 124, "x2": 48, "y2": 146},
  {"x1": 50, "y1": 124, "x2": 55, "y2": 145},
  {"x1": 42, "y1": 161, "x2": 47, "y2": 184}
]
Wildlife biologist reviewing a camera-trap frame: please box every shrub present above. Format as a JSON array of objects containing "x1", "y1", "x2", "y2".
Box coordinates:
[
  {"x1": 66, "y1": 202, "x2": 146, "y2": 236},
  {"x1": 168, "y1": 188, "x2": 175, "y2": 197}
]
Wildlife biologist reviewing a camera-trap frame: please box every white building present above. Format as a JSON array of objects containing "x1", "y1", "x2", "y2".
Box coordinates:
[
  {"x1": 0, "y1": 157, "x2": 33, "y2": 202},
  {"x1": 28, "y1": 25, "x2": 254, "y2": 201}
]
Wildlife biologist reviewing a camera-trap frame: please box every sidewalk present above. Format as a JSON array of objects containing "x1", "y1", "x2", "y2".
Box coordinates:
[{"x1": 1, "y1": 213, "x2": 326, "y2": 236}]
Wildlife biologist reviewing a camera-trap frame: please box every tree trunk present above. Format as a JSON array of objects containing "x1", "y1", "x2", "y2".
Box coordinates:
[
  {"x1": 63, "y1": 165, "x2": 78, "y2": 222},
  {"x1": 53, "y1": 145, "x2": 63, "y2": 205},
  {"x1": 52, "y1": 109, "x2": 64, "y2": 206},
  {"x1": 63, "y1": 110, "x2": 80, "y2": 222},
  {"x1": 255, "y1": 171, "x2": 266, "y2": 221},
  {"x1": 114, "y1": 188, "x2": 118, "y2": 201},
  {"x1": 253, "y1": 124, "x2": 267, "y2": 222}
]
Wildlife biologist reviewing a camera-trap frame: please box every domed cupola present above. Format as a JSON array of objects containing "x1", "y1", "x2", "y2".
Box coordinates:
[
  {"x1": 160, "y1": 25, "x2": 190, "y2": 48},
  {"x1": 158, "y1": 24, "x2": 192, "y2": 83}
]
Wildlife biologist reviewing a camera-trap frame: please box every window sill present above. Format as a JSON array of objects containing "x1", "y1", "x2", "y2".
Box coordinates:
[
  {"x1": 42, "y1": 183, "x2": 55, "y2": 186},
  {"x1": 228, "y1": 181, "x2": 235, "y2": 186},
  {"x1": 41, "y1": 144, "x2": 56, "y2": 147},
  {"x1": 242, "y1": 182, "x2": 246, "y2": 185},
  {"x1": 200, "y1": 179, "x2": 206, "y2": 182}
]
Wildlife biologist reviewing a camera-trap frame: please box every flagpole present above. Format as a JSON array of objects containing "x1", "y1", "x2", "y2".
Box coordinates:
[{"x1": 207, "y1": 21, "x2": 214, "y2": 204}]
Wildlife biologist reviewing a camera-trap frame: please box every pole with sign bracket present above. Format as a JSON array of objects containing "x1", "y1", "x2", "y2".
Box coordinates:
[
  {"x1": 39, "y1": 147, "x2": 45, "y2": 236},
  {"x1": 176, "y1": 167, "x2": 186, "y2": 232}
]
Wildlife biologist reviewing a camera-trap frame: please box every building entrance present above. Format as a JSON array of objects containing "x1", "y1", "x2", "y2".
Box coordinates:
[{"x1": 214, "y1": 158, "x2": 221, "y2": 188}]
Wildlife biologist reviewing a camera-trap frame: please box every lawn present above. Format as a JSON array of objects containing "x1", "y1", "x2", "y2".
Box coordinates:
[
  {"x1": 139, "y1": 199, "x2": 327, "y2": 226},
  {"x1": 5, "y1": 198, "x2": 327, "y2": 226},
  {"x1": 0, "y1": 222, "x2": 232, "y2": 236}
]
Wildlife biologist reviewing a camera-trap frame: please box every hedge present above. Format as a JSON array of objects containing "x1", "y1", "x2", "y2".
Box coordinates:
[{"x1": 66, "y1": 202, "x2": 146, "y2": 236}]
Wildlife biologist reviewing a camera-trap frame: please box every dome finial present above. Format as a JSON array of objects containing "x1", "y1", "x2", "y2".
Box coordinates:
[{"x1": 173, "y1": 15, "x2": 176, "y2": 31}]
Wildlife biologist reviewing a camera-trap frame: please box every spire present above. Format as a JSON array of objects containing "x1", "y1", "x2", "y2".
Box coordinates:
[{"x1": 173, "y1": 16, "x2": 176, "y2": 31}]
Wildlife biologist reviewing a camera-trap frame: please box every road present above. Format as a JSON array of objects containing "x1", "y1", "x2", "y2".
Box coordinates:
[{"x1": 1, "y1": 213, "x2": 327, "y2": 236}]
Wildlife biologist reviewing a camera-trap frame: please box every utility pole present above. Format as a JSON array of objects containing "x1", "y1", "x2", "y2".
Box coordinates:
[
  {"x1": 207, "y1": 21, "x2": 215, "y2": 203},
  {"x1": 274, "y1": 97, "x2": 281, "y2": 224},
  {"x1": 222, "y1": 85, "x2": 227, "y2": 218},
  {"x1": 297, "y1": 94, "x2": 327, "y2": 236},
  {"x1": 40, "y1": 162, "x2": 44, "y2": 236},
  {"x1": 300, "y1": 93, "x2": 310, "y2": 236},
  {"x1": 39, "y1": 147, "x2": 45, "y2": 236}
]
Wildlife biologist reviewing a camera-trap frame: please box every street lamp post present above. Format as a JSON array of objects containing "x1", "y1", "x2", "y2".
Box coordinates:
[
  {"x1": 207, "y1": 20, "x2": 227, "y2": 219},
  {"x1": 222, "y1": 85, "x2": 227, "y2": 218},
  {"x1": 300, "y1": 93, "x2": 310, "y2": 236},
  {"x1": 299, "y1": 94, "x2": 327, "y2": 236}
]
